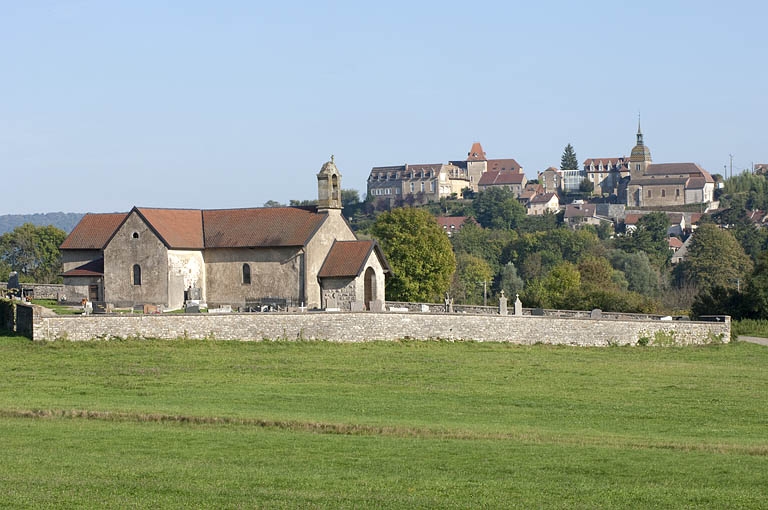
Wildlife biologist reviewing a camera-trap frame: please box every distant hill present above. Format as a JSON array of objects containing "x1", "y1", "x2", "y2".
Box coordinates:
[{"x1": 0, "y1": 212, "x2": 85, "y2": 235}]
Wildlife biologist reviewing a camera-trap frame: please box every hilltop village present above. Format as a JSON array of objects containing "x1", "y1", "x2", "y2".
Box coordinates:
[{"x1": 1, "y1": 124, "x2": 767, "y2": 323}]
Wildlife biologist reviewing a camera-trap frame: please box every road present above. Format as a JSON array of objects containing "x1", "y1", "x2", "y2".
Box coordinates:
[{"x1": 738, "y1": 336, "x2": 768, "y2": 346}]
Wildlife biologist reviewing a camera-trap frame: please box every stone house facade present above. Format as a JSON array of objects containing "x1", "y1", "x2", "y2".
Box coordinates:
[
  {"x1": 367, "y1": 142, "x2": 523, "y2": 207},
  {"x1": 61, "y1": 159, "x2": 390, "y2": 311}
]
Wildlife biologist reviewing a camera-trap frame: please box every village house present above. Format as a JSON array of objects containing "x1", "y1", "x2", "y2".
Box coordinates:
[
  {"x1": 61, "y1": 159, "x2": 390, "y2": 312},
  {"x1": 538, "y1": 167, "x2": 562, "y2": 194},
  {"x1": 436, "y1": 216, "x2": 469, "y2": 237},
  {"x1": 527, "y1": 192, "x2": 560, "y2": 215}
]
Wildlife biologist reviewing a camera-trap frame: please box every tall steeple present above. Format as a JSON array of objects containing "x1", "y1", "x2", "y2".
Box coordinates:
[{"x1": 629, "y1": 115, "x2": 652, "y2": 177}]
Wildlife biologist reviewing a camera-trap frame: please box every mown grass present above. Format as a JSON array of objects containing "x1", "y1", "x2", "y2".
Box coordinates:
[
  {"x1": 0, "y1": 335, "x2": 766, "y2": 508},
  {"x1": 29, "y1": 298, "x2": 83, "y2": 315}
]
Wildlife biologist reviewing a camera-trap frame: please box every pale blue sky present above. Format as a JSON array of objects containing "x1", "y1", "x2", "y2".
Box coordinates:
[{"x1": 1, "y1": 1, "x2": 766, "y2": 214}]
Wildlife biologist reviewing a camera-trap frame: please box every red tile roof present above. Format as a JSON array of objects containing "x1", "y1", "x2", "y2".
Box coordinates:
[
  {"x1": 318, "y1": 240, "x2": 390, "y2": 278},
  {"x1": 564, "y1": 204, "x2": 596, "y2": 218},
  {"x1": 529, "y1": 192, "x2": 558, "y2": 205},
  {"x1": 63, "y1": 207, "x2": 331, "y2": 251},
  {"x1": 583, "y1": 157, "x2": 627, "y2": 168},
  {"x1": 61, "y1": 258, "x2": 104, "y2": 277},
  {"x1": 136, "y1": 208, "x2": 204, "y2": 249},
  {"x1": 668, "y1": 237, "x2": 684, "y2": 249},
  {"x1": 487, "y1": 158, "x2": 522, "y2": 173},
  {"x1": 646, "y1": 163, "x2": 714, "y2": 182},
  {"x1": 467, "y1": 142, "x2": 487, "y2": 161},
  {"x1": 478, "y1": 170, "x2": 526, "y2": 187},
  {"x1": 60, "y1": 213, "x2": 128, "y2": 250},
  {"x1": 203, "y1": 207, "x2": 327, "y2": 248},
  {"x1": 436, "y1": 216, "x2": 468, "y2": 230}
]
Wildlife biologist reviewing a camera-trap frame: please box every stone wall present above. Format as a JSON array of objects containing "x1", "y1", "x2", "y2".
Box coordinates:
[
  {"x1": 1, "y1": 282, "x2": 65, "y2": 300},
  {"x1": 30, "y1": 311, "x2": 730, "y2": 346}
]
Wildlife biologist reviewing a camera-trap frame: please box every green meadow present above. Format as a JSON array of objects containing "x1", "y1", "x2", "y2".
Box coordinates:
[{"x1": 0, "y1": 335, "x2": 766, "y2": 508}]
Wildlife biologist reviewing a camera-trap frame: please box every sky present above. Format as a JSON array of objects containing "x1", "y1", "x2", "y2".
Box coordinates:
[{"x1": 1, "y1": 0, "x2": 766, "y2": 214}]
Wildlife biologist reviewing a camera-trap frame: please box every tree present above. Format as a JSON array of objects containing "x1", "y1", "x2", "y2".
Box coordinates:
[
  {"x1": 263, "y1": 200, "x2": 284, "y2": 208},
  {"x1": 0, "y1": 223, "x2": 67, "y2": 283},
  {"x1": 450, "y1": 253, "x2": 493, "y2": 305},
  {"x1": 472, "y1": 187, "x2": 527, "y2": 230},
  {"x1": 680, "y1": 223, "x2": 753, "y2": 294},
  {"x1": 496, "y1": 261, "x2": 524, "y2": 297},
  {"x1": 579, "y1": 177, "x2": 594, "y2": 194},
  {"x1": 560, "y1": 143, "x2": 578, "y2": 170},
  {"x1": 615, "y1": 212, "x2": 671, "y2": 269},
  {"x1": 340, "y1": 189, "x2": 360, "y2": 208},
  {"x1": 370, "y1": 208, "x2": 456, "y2": 302}
]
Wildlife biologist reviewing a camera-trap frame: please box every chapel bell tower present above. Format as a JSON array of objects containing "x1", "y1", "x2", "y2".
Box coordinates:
[{"x1": 317, "y1": 155, "x2": 343, "y2": 211}]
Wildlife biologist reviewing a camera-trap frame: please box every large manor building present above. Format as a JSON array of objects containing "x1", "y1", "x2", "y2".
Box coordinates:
[
  {"x1": 60, "y1": 159, "x2": 390, "y2": 312},
  {"x1": 367, "y1": 143, "x2": 524, "y2": 207}
]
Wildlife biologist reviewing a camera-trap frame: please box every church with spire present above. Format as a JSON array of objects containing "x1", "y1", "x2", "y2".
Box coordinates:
[{"x1": 624, "y1": 120, "x2": 715, "y2": 208}]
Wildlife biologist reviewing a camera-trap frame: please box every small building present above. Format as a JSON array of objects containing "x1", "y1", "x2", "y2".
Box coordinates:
[
  {"x1": 527, "y1": 192, "x2": 560, "y2": 215},
  {"x1": 538, "y1": 167, "x2": 562, "y2": 194},
  {"x1": 436, "y1": 216, "x2": 469, "y2": 237},
  {"x1": 564, "y1": 203, "x2": 601, "y2": 229}
]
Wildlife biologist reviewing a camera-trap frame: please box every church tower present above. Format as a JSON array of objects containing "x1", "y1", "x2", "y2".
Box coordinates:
[
  {"x1": 629, "y1": 117, "x2": 652, "y2": 178},
  {"x1": 317, "y1": 155, "x2": 343, "y2": 211}
]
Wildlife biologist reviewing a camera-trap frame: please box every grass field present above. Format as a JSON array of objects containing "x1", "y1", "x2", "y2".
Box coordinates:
[{"x1": 0, "y1": 335, "x2": 766, "y2": 508}]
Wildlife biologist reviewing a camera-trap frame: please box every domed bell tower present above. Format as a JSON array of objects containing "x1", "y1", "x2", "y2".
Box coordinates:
[
  {"x1": 629, "y1": 116, "x2": 652, "y2": 179},
  {"x1": 317, "y1": 155, "x2": 343, "y2": 212}
]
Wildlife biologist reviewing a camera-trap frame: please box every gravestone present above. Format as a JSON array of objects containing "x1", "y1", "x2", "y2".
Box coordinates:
[
  {"x1": 185, "y1": 303, "x2": 200, "y2": 313},
  {"x1": 7, "y1": 272, "x2": 19, "y2": 292},
  {"x1": 590, "y1": 308, "x2": 602, "y2": 319},
  {"x1": 532, "y1": 308, "x2": 545, "y2": 316},
  {"x1": 498, "y1": 290, "x2": 508, "y2": 316},
  {"x1": 350, "y1": 301, "x2": 364, "y2": 312},
  {"x1": 514, "y1": 294, "x2": 523, "y2": 316},
  {"x1": 92, "y1": 301, "x2": 108, "y2": 314},
  {"x1": 369, "y1": 299, "x2": 384, "y2": 312}
]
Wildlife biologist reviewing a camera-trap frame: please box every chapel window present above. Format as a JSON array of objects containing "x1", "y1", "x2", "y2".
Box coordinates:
[
  {"x1": 243, "y1": 264, "x2": 251, "y2": 285},
  {"x1": 132, "y1": 232, "x2": 139, "y2": 239},
  {"x1": 132, "y1": 265, "x2": 142, "y2": 286}
]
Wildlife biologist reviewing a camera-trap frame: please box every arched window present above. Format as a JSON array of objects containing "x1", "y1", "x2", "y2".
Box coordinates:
[
  {"x1": 132, "y1": 232, "x2": 139, "y2": 239},
  {"x1": 132, "y1": 265, "x2": 141, "y2": 286},
  {"x1": 242, "y1": 263, "x2": 251, "y2": 285}
]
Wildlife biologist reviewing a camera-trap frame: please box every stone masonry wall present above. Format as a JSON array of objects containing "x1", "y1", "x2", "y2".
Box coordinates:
[{"x1": 31, "y1": 312, "x2": 730, "y2": 346}]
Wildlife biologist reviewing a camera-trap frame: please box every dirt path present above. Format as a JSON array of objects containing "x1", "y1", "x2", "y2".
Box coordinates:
[{"x1": 738, "y1": 336, "x2": 768, "y2": 346}]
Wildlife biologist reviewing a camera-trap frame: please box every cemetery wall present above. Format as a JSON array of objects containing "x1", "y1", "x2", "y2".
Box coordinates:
[{"x1": 29, "y1": 311, "x2": 730, "y2": 346}]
